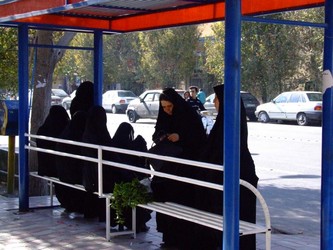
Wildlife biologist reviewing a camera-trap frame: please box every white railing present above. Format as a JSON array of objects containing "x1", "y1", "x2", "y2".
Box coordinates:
[{"x1": 25, "y1": 133, "x2": 271, "y2": 249}]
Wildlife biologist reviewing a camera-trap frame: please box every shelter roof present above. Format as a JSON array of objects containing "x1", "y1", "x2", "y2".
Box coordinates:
[{"x1": 0, "y1": 0, "x2": 325, "y2": 32}]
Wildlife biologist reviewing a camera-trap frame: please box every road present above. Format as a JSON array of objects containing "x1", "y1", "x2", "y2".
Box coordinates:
[{"x1": 107, "y1": 114, "x2": 322, "y2": 238}]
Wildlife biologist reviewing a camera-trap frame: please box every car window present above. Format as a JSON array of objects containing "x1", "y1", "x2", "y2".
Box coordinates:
[
  {"x1": 154, "y1": 93, "x2": 160, "y2": 101},
  {"x1": 275, "y1": 94, "x2": 288, "y2": 103},
  {"x1": 118, "y1": 91, "x2": 137, "y2": 97},
  {"x1": 52, "y1": 89, "x2": 68, "y2": 97},
  {"x1": 241, "y1": 93, "x2": 258, "y2": 103},
  {"x1": 307, "y1": 93, "x2": 322, "y2": 101},
  {"x1": 289, "y1": 93, "x2": 301, "y2": 103},
  {"x1": 144, "y1": 93, "x2": 155, "y2": 102}
]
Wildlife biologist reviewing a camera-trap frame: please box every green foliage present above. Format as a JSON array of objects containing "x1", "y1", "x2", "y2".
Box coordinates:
[
  {"x1": 111, "y1": 178, "x2": 152, "y2": 225},
  {"x1": 0, "y1": 27, "x2": 18, "y2": 95},
  {"x1": 55, "y1": 33, "x2": 94, "y2": 89},
  {"x1": 140, "y1": 25, "x2": 200, "y2": 88},
  {"x1": 204, "y1": 7, "x2": 324, "y2": 103},
  {"x1": 103, "y1": 32, "x2": 144, "y2": 94}
]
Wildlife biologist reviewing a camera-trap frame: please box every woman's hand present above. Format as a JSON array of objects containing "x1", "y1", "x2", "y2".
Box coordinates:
[{"x1": 167, "y1": 133, "x2": 179, "y2": 142}]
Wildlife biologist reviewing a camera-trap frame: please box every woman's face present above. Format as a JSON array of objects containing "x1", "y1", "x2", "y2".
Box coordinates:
[
  {"x1": 213, "y1": 95, "x2": 219, "y2": 111},
  {"x1": 161, "y1": 100, "x2": 174, "y2": 115}
]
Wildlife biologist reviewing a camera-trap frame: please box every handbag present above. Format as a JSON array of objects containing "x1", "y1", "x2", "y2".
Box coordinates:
[{"x1": 148, "y1": 140, "x2": 183, "y2": 171}]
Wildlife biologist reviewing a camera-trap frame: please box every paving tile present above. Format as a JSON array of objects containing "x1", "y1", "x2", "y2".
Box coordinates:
[{"x1": 0, "y1": 195, "x2": 320, "y2": 249}]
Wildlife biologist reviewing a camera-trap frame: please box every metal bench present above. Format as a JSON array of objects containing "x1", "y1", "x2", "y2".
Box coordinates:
[{"x1": 26, "y1": 133, "x2": 271, "y2": 249}]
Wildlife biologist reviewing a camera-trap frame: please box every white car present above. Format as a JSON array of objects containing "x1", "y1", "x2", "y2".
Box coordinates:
[
  {"x1": 255, "y1": 91, "x2": 322, "y2": 126},
  {"x1": 102, "y1": 90, "x2": 137, "y2": 114},
  {"x1": 62, "y1": 90, "x2": 76, "y2": 110}
]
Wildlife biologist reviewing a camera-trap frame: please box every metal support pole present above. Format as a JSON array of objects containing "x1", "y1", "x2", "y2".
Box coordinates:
[
  {"x1": 7, "y1": 135, "x2": 15, "y2": 194},
  {"x1": 321, "y1": 0, "x2": 333, "y2": 248},
  {"x1": 18, "y1": 24, "x2": 29, "y2": 211},
  {"x1": 224, "y1": 0, "x2": 241, "y2": 249},
  {"x1": 94, "y1": 30, "x2": 103, "y2": 106}
]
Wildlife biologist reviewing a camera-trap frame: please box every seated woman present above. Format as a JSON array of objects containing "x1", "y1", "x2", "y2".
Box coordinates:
[
  {"x1": 55, "y1": 111, "x2": 87, "y2": 213},
  {"x1": 112, "y1": 122, "x2": 151, "y2": 232},
  {"x1": 36, "y1": 105, "x2": 70, "y2": 177},
  {"x1": 112, "y1": 122, "x2": 149, "y2": 179},
  {"x1": 81, "y1": 106, "x2": 129, "y2": 221}
]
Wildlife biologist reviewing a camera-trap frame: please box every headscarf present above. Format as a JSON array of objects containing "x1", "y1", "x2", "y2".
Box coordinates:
[
  {"x1": 153, "y1": 87, "x2": 206, "y2": 160},
  {"x1": 36, "y1": 105, "x2": 70, "y2": 177},
  {"x1": 70, "y1": 81, "x2": 94, "y2": 117},
  {"x1": 82, "y1": 105, "x2": 111, "y2": 145},
  {"x1": 37, "y1": 105, "x2": 70, "y2": 137},
  {"x1": 112, "y1": 122, "x2": 134, "y2": 149}
]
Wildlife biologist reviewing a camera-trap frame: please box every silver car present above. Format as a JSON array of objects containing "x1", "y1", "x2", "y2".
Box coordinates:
[
  {"x1": 255, "y1": 91, "x2": 322, "y2": 126},
  {"x1": 126, "y1": 89, "x2": 185, "y2": 123},
  {"x1": 204, "y1": 91, "x2": 260, "y2": 121}
]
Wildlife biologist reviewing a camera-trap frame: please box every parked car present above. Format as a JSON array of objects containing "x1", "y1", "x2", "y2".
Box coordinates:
[
  {"x1": 62, "y1": 90, "x2": 76, "y2": 110},
  {"x1": 255, "y1": 91, "x2": 322, "y2": 126},
  {"x1": 102, "y1": 90, "x2": 137, "y2": 114},
  {"x1": 204, "y1": 91, "x2": 260, "y2": 121},
  {"x1": 126, "y1": 89, "x2": 185, "y2": 123},
  {"x1": 26, "y1": 89, "x2": 62, "y2": 106},
  {"x1": 51, "y1": 89, "x2": 69, "y2": 102}
]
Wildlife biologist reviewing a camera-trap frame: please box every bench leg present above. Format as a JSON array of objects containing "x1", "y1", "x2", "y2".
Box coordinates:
[
  {"x1": 132, "y1": 207, "x2": 136, "y2": 238},
  {"x1": 49, "y1": 181, "x2": 54, "y2": 207},
  {"x1": 106, "y1": 198, "x2": 111, "y2": 241},
  {"x1": 266, "y1": 230, "x2": 271, "y2": 250}
]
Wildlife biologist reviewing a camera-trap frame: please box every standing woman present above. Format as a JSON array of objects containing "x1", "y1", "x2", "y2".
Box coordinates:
[
  {"x1": 196, "y1": 84, "x2": 258, "y2": 250},
  {"x1": 151, "y1": 87, "x2": 207, "y2": 248}
]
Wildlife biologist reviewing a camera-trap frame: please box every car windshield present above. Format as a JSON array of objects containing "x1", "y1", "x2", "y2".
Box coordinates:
[
  {"x1": 118, "y1": 91, "x2": 137, "y2": 97},
  {"x1": 52, "y1": 89, "x2": 68, "y2": 97},
  {"x1": 307, "y1": 93, "x2": 322, "y2": 102}
]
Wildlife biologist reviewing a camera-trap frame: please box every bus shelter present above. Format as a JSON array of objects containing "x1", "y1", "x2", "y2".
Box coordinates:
[{"x1": 0, "y1": 0, "x2": 332, "y2": 249}]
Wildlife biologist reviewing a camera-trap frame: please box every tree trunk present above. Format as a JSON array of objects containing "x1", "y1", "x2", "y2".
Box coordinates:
[{"x1": 29, "y1": 30, "x2": 76, "y2": 195}]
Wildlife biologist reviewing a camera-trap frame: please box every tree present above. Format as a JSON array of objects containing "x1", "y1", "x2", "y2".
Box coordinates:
[
  {"x1": 103, "y1": 32, "x2": 144, "y2": 94},
  {"x1": 204, "y1": 7, "x2": 324, "y2": 102},
  {"x1": 30, "y1": 30, "x2": 76, "y2": 135},
  {"x1": 140, "y1": 25, "x2": 201, "y2": 89},
  {"x1": 55, "y1": 33, "x2": 94, "y2": 93},
  {"x1": 0, "y1": 27, "x2": 18, "y2": 97},
  {"x1": 29, "y1": 30, "x2": 76, "y2": 195}
]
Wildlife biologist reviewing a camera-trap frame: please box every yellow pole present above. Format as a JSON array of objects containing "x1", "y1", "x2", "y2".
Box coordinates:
[{"x1": 7, "y1": 135, "x2": 15, "y2": 194}]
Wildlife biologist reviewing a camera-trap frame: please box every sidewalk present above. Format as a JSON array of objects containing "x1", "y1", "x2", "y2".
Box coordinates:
[{"x1": 0, "y1": 195, "x2": 320, "y2": 250}]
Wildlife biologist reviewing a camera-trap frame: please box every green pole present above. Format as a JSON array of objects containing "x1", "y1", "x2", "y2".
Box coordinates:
[{"x1": 7, "y1": 135, "x2": 15, "y2": 194}]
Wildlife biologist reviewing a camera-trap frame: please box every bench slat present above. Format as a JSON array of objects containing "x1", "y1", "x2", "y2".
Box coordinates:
[{"x1": 138, "y1": 201, "x2": 267, "y2": 235}]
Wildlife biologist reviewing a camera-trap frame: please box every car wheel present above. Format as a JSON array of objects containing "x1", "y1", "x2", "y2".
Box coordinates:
[
  {"x1": 258, "y1": 111, "x2": 270, "y2": 123},
  {"x1": 111, "y1": 105, "x2": 117, "y2": 114},
  {"x1": 297, "y1": 113, "x2": 308, "y2": 126},
  {"x1": 127, "y1": 110, "x2": 137, "y2": 123}
]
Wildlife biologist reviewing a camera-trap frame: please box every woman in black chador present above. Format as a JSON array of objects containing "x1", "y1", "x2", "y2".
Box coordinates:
[
  {"x1": 151, "y1": 87, "x2": 207, "y2": 248},
  {"x1": 195, "y1": 84, "x2": 259, "y2": 250},
  {"x1": 81, "y1": 106, "x2": 128, "y2": 221},
  {"x1": 36, "y1": 105, "x2": 70, "y2": 177},
  {"x1": 55, "y1": 111, "x2": 87, "y2": 213},
  {"x1": 112, "y1": 122, "x2": 149, "y2": 180},
  {"x1": 112, "y1": 122, "x2": 151, "y2": 232}
]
